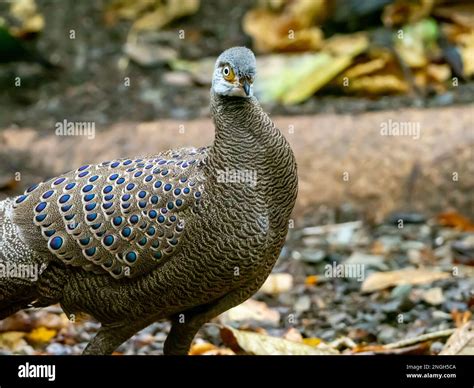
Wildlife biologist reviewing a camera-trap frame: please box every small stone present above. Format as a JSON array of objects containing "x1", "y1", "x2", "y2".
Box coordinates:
[
  {"x1": 377, "y1": 325, "x2": 397, "y2": 344},
  {"x1": 294, "y1": 295, "x2": 311, "y2": 313},
  {"x1": 46, "y1": 343, "x2": 72, "y2": 355},
  {"x1": 430, "y1": 341, "x2": 445, "y2": 354},
  {"x1": 300, "y1": 249, "x2": 326, "y2": 263},
  {"x1": 422, "y1": 287, "x2": 444, "y2": 305}
]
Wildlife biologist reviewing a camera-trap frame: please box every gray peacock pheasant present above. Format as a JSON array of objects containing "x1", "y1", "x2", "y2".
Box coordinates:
[{"x1": 0, "y1": 47, "x2": 298, "y2": 355}]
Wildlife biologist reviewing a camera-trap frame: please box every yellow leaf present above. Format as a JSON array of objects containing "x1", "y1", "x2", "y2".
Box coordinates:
[
  {"x1": 361, "y1": 268, "x2": 450, "y2": 293},
  {"x1": 26, "y1": 327, "x2": 57, "y2": 344},
  {"x1": 302, "y1": 337, "x2": 322, "y2": 347},
  {"x1": 220, "y1": 326, "x2": 338, "y2": 355}
]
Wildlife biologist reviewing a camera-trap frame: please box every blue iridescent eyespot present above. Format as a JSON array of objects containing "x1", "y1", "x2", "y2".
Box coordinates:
[
  {"x1": 134, "y1": 171, "x2": 143, "y2": 178},
  {"x1": 158, "y1": 215, "x2": 165, "y2": 223},
  {"x1": 78, "y1": 165, "x2": 89, "y2": 171},
  {"x1": 183, "y1": 187, "x2": 190, "y2": 194},
  {"x1": 170, "y1": 239, "x2": 178, "y2": 246},
  {"x1": 147, "y1": 227, "x2": 156, "y2": 236},
  {"x1": 79, "y1": 237, "x2": 90, "y2": 246},
  {"x1": 123, "y1": 160, "x2": 132, "y2": 166},
  {"x1": 44, "y1": 229, "x2": 56, "y2": 237},
  {"x1": 103, "y1": 235, "x2": 114, "y2": 246},
  {"x1": 92, "y1": 223, "x2": 102, "y2": 230},
  {"x1": 138, "y1": 237, "x2": 147, "y2": 246},
  {"x1": 35, "y1": 202, "x2": 47, "y2": 212},
  {"x1": 49, "y1": 236, "x2": 63, "y2": 250},
  {"x1": 126, "y1": 183, "x2": 135, "y2": 191},
  {"x1": 153, "y1": 252, "x2": 162, "y2": 260},
  {"x1": 122, "y1": 227, "x2": 131, "y2": 237},
  {"x1": 161, "y1": 170, "x2": 168, "y2": 176},
  {"x1": 78, "y1": 171, "x2": 89, "y2": 178},
  {"x1": 65, "y1": 214, "x2": 75, "y2": 221},
  {"x1": 84, "y1": 194, "x2": 95, "y2": 202},
  {"x1": 113, "y1": 216, "x2": 123, "y2": 226},
  {"x1": 26, "y1": 184, "x2": 39, "y2": 193},
  {"x1": 87, "y1": 213, "x2": 98, "y2": 222},
  {"x1": 36, "y1": 214, "x2": 47, "y2": 222},
  {"x1": 85, "y1": 247, "x2": 96, "y2": 257},
  {"x1": 154, "y1": 181, "x2": 162, "y2": 189},
  {"x1": 138, "y1": 201, "x2": 147, "y2": 208},
  {"x1": 158, "y1": 160, "x2": 166, "y2": 165},
  {"x1": 103, "y1": 202, "x2": 113, "y2": 209},
  {"x1": 104, "y1": 194, "x2": 114, "y2": 201},
  {"x1": 111, "y1": 162, "x2": 120, "y2": 168},
  {"x1": 65, "y1": 183, "x2": 76, "y2": 190},
  {"x1": 103, "y1": 185, "x2": 113, "y2": 194},
  {"x1": 122, "y1": 194, "x2": 131, "y2": 201},
  {"x1": 42, "y1": 190, "x2": 54, "y2": 199},
  {"x1": 61, "y1": 204, "x2": 72, "y2": 212},
  {"x1": 89, "y1": 175, "x2": 99, "y2": 182},
  {"x1": 130, "y1": 215, "x2": 139, "y2": 224},
  {"x1": 145, "y1": 164, "x2": 153, "y2": 169},
  {"x1": 164, "y1": 184, "x2": 172, "y2": 191},
  {"x1": 85, "y1": 203, "x2": 96, "y2": 211},
  {"x1": 116, "y1": 177, "x2": 125, "y2": 184},
  {"x1": 82, "y1": 185, "x2": 93, "y2": 193},
  {"x1": 176, "y1": 199, "x2": 183, "y2": 206},
  {"x1": 170, "y1": 215, "x2": 177, "y2": 222},
  {"x1": 109, "y1": 173, "x2": 119, "y2": 180},
  {"x1": 138, "y1": 191, "x2": 147, "y2": 198},
  {"x1": 167, "y1": 202, "x2": 174, "y2": 210},
  {"x1": 174, "y1": 188, "x2": 181, "y2": 195},
  {"x1": 149, "y1": 210, "x2": 157, "y2": 218},
  {"x1": 194, "y1": 192, "x2": 201, "y2": 198},
  {"x1": 180, "y1": 177, "x2": 187, "y2": 183},
  {"x1": 151, "y1": 195, "x2": 159, "y2": 204},
  {"x1": 54, "y1": 177, "x2": 66, "y2": 185},
  {"x1": 125, "y1": 251, "x2": 137, "y2": 263},
  {"x1": 145, "y1": 175, "x2": 153, "y2": 182},
  {"x1": 59, "y1": 194, "x2": 70, "y2": 204}
]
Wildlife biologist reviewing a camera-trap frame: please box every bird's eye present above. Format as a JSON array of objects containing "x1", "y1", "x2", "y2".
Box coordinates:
[{"x1": 222, "y1": 65, "x2": 235, "y2": 81}]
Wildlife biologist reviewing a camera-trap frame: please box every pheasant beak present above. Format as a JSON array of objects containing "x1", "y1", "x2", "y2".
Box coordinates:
[{"x1": 241, "y1": 79, "x2": 252, "y2": 96}]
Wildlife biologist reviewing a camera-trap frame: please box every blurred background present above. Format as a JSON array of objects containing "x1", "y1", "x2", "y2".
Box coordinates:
[{"x1": 0, "y1": 0, "x2": 472, "y2": 355}]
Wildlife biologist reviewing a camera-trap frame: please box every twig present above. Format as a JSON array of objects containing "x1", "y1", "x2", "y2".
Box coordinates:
[{"x1": 384, "y1": 329, "x2": 456, "y2": 349}]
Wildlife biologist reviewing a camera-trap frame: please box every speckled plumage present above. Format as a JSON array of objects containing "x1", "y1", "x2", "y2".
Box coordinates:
[{"x1": 0, "y1": 47, "x2": 298, "y2": 355}]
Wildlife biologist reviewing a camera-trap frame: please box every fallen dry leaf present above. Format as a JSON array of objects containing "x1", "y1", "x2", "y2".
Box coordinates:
[
  {"x1": 451, "y1": 310, "x2": 472, "y2": 328},
  {"x1": 220, "y1": 326, "x2": 339, "y2": 355},
  {"x1": 283, "y1": 327, "x2": 303, "y2": 343},
  {"x1": 26, "y1": 327, "x2": 57, "y2": 344},
  {"x1": 189, "y1": 342, "x2": 218, "y2": 355},
  {"x1": 440, "y1": 321, "x2": 474, "y2": 355},
  {"x1": 220, "y1": 299, "x2": 280, "y2": 325},
  {"x1": 106, "y1": 0, "x2": 199, "y2": 32},
  {"x1": 243, "y1": 0, "x2": 326, "y2": 53},
  {"x1": 305, "y1": 275, "x2": 318, "y2": 286},
  {"x1": 0, "y1": 332, "x2": 27, "y2": 351},
  {"x1": 382, "y1": 0, "x2": 434, "y2": 27},
  {"x1": 361, "y1": 268, "x2": 450, "y2": 293},
  {"x1": 437, "y1": 211, "x2": 474, "y2": 231},
  {"x1": 259, "y1": 273, "x2": 293, "y2": 294}
]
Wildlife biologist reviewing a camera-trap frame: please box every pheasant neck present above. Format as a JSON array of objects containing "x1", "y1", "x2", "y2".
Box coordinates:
[{"x1": 207, "y1": 92, "x2": 298, "y2": 224}]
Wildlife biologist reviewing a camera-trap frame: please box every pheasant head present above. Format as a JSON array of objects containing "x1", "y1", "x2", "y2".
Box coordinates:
[{"x1": 211, "y1": 46, "x2": 256, "y2": 98}]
